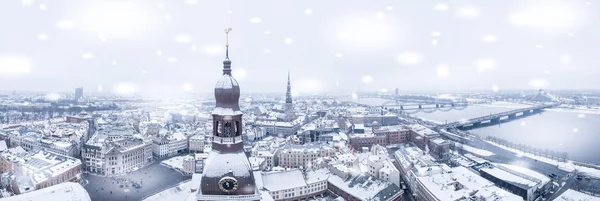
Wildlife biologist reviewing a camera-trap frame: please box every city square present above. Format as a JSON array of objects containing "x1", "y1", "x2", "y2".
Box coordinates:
[{"x1": 83, "y1": 160, "x2": 191, "y2": 201}]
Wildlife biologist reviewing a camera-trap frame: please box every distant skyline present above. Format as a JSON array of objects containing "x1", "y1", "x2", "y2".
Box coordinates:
[{"x1": 0, "y1": 0, "x2": 598, "y2": 96}]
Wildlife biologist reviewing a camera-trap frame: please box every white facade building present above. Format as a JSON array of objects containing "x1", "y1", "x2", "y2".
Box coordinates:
[
  {"x1": 258, "y1": 168, "x2": 330, "y2": 201},
  {"x1": 276, "y1": 144, "x2": 334, "y2": 169},
  {"x1": 82, "y1": 123, "x2": 153, "y2": 176},
  {"x1": 188, "y1": 134, "x2": 205, "y2": 153}
]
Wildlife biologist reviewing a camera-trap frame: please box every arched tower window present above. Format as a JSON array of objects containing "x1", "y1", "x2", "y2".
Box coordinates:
[
  {"x1": 224, "y1": 122, "x2": 232, "y2": 137},
  {"x1": 215, "y1": 120, "x2": 222, "y2": 136},
  {"x1": 235, "y1": 121, "x2": 240, "y2": 136}
]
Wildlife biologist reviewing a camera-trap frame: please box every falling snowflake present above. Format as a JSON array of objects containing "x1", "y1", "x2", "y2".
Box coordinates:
[
  {"x1": 568, "y1": 33, "x2": 574, "y2": 37},
  {"x1": 474, "y1": 58, "x2": 495, "y2": 73},
  {"x1": 168, "y1": 57, "x2": 177, "y2": 62},
  {"x1": 305, "y1": 8, "x2": 313, "y2": 15},
  {"x1": 191, "y1": 45, "x2": 197, "y2": 51},
  {"x1": 535, "y1": 44, "x2": 543, "y2": 48},
  {"x1": 521, "y1": 121, "x2": 526, "y2": 126},
  {"x1": 529, "y1": 78, "x2": 549, "y2": 89},
  {"x1": 334, "y1": 53, "x2": 343, "y2": 58},
  {"x1": 264, "y1": 49, "x2": 271, "y2": 53},
  {"x1": 379, "y1": 88, "x2": 389, "y2": 93},
  {"x1": 577, "y1": 114, "x2": 585, "y2": 118},
  {"x1": 573, "y1": 128, "x2": 578, "y2": 133},
  {"x1": 431, "y1": 40, "x2": 438, "y2": 46},
  {"x1": 264, "y1": 30, "x2": 271, "y2": 35},
  {"x1": 37, "y1": 34, "x2": 48, "y2": 40},
  {"x1": 164, "y1": 13, "x2": 171, "y2": 20},
  {"x1": 396, "y1": 51, "x2": 424, "y2": 66},
  {"x1": 142, "y1": 70, "x2": 148, "y2": 74},
  {"x1": 114, "y1": 83, "x2": 138, "y2": 95},
  {"x1": 544, "y1": 70, "x2": 550, "y2": 74},
  {"x1": 492, "y1": 85, "x2": 499, "y2": 92},
  {"x1": 186, "y1": 0, "x2": 198, "y2": 5},
  {"x1": 174, "y1": 34, "x2": 192, "y2": 43},
  {"x1": 156, "y1": 50, "x2": 162, "y2": 56},
  {"x1": 336, "y1": 81, "x2": 340, "y2": 86},
  {"x1": 97, "y1": 85, "x2": 103, "y2": 92},
  {"x1": 361, "y1": 75, "x2": 373, "y2": 84},
  {"x1": 112, "y1": 61, "x2": 117, "y2": 65},
  {"x1": 351, "y1": 93, "x2": 358, "y2": 100},
  {"x1": 434, "y1": 3, "x2": 449, "y2": 11},
  {"x1": 97, "y1": 33, "x2": 107, "y2": 43},
  {"x1": 284, "y1": 37, "x2": 293, "y2": 45},
  {"x1": 182, "y1": 82, "x2": 193, "y2": 91},
  {"x1": 82, "y1": 53, "x2": 94, "y2": 59},
  {"x1": 21, "y1": 0, "x2": 34, "y2": 6},
  {"x1": 508, "y1": 2, "x2": 578, "y2": 29},
  {"x1": 431, "y1": 31, "x2": 441, "y2": 36},
  {"x1": 455, "y1": 5, "x2": 481, "y2": 19},
  {"x1": 249, "y1": 17, "x2": 261, "y2": 24},
  {"x1": 386, "y1": 6, "x2": 394, "y2": 11},
  {"x1": 482, "y1": 34, "x2": 498, "y2": 43},
  {"x1": 376, "y1": 11, "x2": 385, "y2": 19},
  {"x1": 39, "y1": 4, "x2": 46, "y2": 11},
  {"x1": 437, "y1": 64, "x2": 449, "y2": 78}
]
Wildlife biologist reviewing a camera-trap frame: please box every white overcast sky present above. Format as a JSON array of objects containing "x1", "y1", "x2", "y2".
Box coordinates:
[{"x1": 0, "y1": 0, "x2": 598, "y2": 95}]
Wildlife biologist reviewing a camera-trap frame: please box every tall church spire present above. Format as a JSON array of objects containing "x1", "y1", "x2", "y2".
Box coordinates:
[{"x1": 286, "y1": 70, "x2": 292, "y2": 104}]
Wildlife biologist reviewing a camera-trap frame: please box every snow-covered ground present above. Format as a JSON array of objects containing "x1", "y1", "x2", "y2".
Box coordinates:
[
  {"x1": 161, "y1": 156, "x2": 185, "y2": 171},
  {"x1": 460, "y1": 144, "x2": 495, "y2": 156},
  {"x1": 547, "y1": 107, "x2": 600, "y2": 115},
  {"x1": 143, "y1": 180, "x2": 193, "y2": 201},
  {"x1": 556, "y1": 189, "x2": 600, "y2": 201},
  {"x1": 486, "y1": 141, "x2": 600, "y2": 178}
]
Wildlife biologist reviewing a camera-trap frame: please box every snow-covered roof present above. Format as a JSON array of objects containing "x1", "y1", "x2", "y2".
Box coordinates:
[
  {"x1": 21, "y1": 151, "x2": 82, "y2": 185},
  {"x1": 481, "y1": 163, "x2": 550, "y2": 188},
  {"x1": 0, "y1": 140, "x2": 7, "y2": 152},
  {"x1": 558, "y1": 189, "x2": 600, "y2": 201},
  {"x1": 190, "y1": 173, "x2": 202, "y2": 191},
  {"x1": 202, "y1": 151, "x2": 252, "y2": 178},
  {"x1": 417, "y1": 166, "x2": 521, "y2": 201},
  {"x1": 211, "y1": 107, "x2": 243, "y2": 116},
  {"x1": 215, "y1": 74, "x2": 239, "y2": 89},
  {"x1": 1, "y1": 182, "x2": 90, "y2": 201},
  {"x1": 407, "y1": 124, "x2": 439, "y2": 137},
  {"x1": 327, "y1": 174, "x2": 401, "y2": 200},
  {"x1": 253, "y1": 171, "x2": 264, "y2": 189},
  {"x1": 262, "y1": 169, "x2": 306, "y2": 192},
  {"x1": 305, "y1": 168, "x2": 330, "y2": 184}
]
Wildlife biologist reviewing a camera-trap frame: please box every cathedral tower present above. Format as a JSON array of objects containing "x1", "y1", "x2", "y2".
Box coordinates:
[{"x1": 197, "y1": 28, "x2": 260, "y2": 201}]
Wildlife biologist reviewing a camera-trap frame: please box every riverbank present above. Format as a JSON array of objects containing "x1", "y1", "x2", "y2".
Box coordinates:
[{"x1": 486, "y1": 140, "x2": 600, "y2": 178}]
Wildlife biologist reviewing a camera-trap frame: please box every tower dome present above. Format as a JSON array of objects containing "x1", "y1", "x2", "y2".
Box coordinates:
[{"x1": 213, "y1": 46, "x2": 242, "y2": 115}]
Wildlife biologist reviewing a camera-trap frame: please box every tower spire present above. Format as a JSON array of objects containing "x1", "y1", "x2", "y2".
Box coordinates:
[
  {"x1": 223, "y1": 27, "x2": 232, "y2": 75},
  {"x1": 286, "y1": 70, "x2": 292, "y2": 104}
]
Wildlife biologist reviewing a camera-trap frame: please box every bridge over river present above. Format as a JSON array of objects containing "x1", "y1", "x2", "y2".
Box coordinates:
[{"x1": 436, "y1": 103, "x2": 560, "y2": 130}]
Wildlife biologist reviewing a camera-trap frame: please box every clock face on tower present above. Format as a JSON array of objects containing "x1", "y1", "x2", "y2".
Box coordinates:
[{"x1": 218, "y1": 177, "x2": 238, "y2": 193}]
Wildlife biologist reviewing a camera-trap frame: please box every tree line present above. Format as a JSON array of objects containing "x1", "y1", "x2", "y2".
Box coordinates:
[{"x1": 486, "y1": 136, "x2": 569, "y2": 162}]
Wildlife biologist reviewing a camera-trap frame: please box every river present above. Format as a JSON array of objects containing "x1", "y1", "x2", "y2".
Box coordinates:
[{"x1": 351, "y1": 98, "x2": 600, "y2": 165}]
